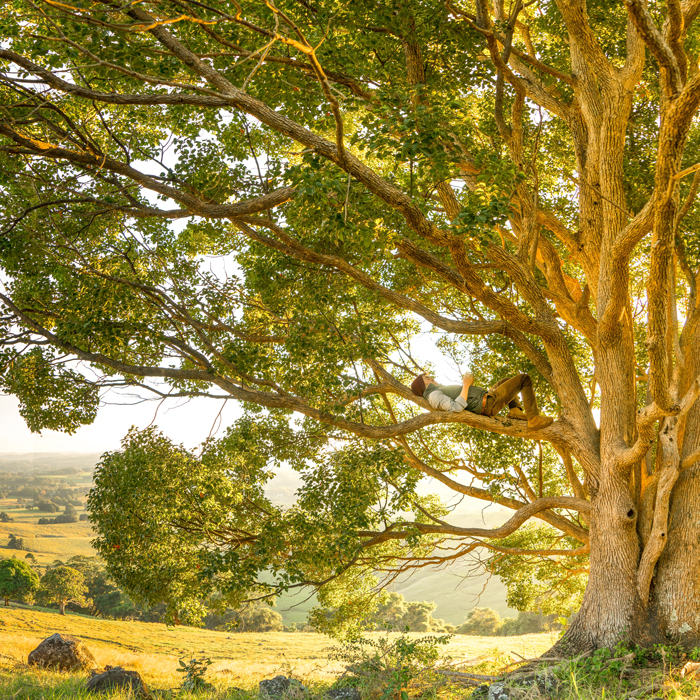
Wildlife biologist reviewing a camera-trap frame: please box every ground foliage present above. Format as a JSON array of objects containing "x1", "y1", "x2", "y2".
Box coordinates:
[{"x1": 1, "y1": 0, "x2": 700, "y2": 651}]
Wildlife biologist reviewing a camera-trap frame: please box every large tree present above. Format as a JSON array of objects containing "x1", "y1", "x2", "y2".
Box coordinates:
[{"x1": 2, "y1": 0, "x2": 700, "y2": 653}]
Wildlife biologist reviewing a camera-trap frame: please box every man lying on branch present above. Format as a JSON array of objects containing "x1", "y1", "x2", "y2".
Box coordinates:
[{"x1": 410, "y1": 372, "x2": 554, "y2": 430}]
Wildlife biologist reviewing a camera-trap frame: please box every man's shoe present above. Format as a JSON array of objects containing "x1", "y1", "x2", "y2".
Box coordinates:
[
  {"x1": 507, "y1": 408, "x2": 528, "y2": 420},
  {"x1": 528, "y1": 415, "x2": 554, "y2": 430}
]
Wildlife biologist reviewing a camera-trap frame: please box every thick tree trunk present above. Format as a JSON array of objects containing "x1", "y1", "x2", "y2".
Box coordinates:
[
  {"x1": 553, "y1": 473, "x2": 660, "y2": 654},
  {"x1": 652, "y1": 331, "x2": 700, "y2": 646},
  {"x1": 653, "y1": 462, "x2": 700, "y2": 645},
  {"x1": 3, "y1": 597, "x2": 7, "y2": 607},
  {"x1": 59, "y1": 601, "x2": 66, "y2": 615}
]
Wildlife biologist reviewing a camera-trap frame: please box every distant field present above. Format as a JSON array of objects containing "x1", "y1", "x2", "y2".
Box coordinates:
[
  {"x1": 0, "y1": 511, "x2": 96, "y2": 566},
  {"x1": 0, "y1": 606, "x2": 558, "y2": 690}
]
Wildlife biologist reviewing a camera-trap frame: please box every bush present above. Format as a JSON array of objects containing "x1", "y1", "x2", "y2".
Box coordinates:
[
  {"x1": 331, "y1": 631, "x2": 452, "y2": 699},
  {"x1": 79, "y1": 513, "x2": 89, "y2": 521},
  {"x1": 0, "y1": 512, "x2": 13, "y2": 523}
]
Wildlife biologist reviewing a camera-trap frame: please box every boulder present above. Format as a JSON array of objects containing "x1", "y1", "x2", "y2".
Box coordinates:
[
  {"x1": 86, "y1": 666, "x2": 149, "y2": 697},
  {"x1": 325, "y1": 687, "x2": 361, "y2": 700},
  {"x1": 27, "y1": 633, "x2": 97, "y2": 672},
  {"x1": 259, "y1": 675, "x2": 308, "y2": 699}
]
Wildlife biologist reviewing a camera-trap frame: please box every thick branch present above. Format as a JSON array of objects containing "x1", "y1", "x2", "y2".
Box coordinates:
[{"x1": 623, "y1": 0, "x2": 683, "y2": 95}]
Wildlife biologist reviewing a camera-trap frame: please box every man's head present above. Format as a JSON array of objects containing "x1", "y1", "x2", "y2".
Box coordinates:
[{"x1": 410, "y1": 373, "x2": 435, "y2": 397}]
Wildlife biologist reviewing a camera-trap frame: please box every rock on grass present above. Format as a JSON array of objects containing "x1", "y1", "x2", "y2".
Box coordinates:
[{"x1": 27, "y1": 633, "x2": 97, "y2": 672}]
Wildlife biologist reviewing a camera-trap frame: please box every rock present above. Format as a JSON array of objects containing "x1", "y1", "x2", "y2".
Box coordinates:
[
  {"x1": 86, "y1": 666, "x2": 149, "y2": 697},
  {"x1": 486, "y1": 673, "x2": 559, "y2": 699},
  {"x1": 27, "y1": 633, "x2": 97, "y2": 672},
  {"x1": 325, "y1": 687, "x2": 361, "y2": 700},
  {"x1": 259, "y1": 675, "x2": 308, "y2": 699},
  {"x1": 488, "y1": 683, "x2": 511, "y2": 700}
]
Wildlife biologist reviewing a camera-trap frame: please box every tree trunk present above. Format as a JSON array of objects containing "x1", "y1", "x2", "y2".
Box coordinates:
[
  {"x1": 553, "y1": 472, "x2": 660, "y2": 653},
  {"x1": 3, "y1": 597, "x2": 7, "y2": 607},
  {"x1": 59, "y1": 601, "x2": 65, "y2": 615},
  {"x1": 652, "y1": 329, "x2": 700, "y2": 646},
  {"x1": 652, "y1": 462, "x2": 700, "y2": 645}
]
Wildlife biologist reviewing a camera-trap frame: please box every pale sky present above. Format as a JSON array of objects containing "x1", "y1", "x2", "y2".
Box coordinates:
[{"x1": 0, "y1": 391, "x2": 243, "y2": 454}]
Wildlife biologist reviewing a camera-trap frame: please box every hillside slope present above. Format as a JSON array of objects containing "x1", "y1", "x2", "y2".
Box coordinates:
[{"x1": 0, "y1": 606, "x2": 558, "y2": 690}]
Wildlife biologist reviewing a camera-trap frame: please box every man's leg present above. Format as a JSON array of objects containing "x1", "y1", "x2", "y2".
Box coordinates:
[
  {"x1": 484, "y1": 374, "x2": 551, "y2": 428},
  {"x1": 489, "y1": 377, "x2": 522, "y2": 409},
  {"x1": 485, "y1": 374, "x2": 528, "y2": 416}
]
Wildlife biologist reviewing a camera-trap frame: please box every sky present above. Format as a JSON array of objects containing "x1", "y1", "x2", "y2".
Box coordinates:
[{"x1": 0, "y1": 391, "x2": 243, "y2": 454}]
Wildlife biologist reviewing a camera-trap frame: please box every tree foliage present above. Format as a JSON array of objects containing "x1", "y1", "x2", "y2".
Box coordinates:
[
  {"x1": 40, "y1": 565, "x2": 90, "y2": 615},
  {"x1": 2, "y1": 0, "x2": 700, "y2": 650},
  {"x1": 0, "y1": 558, "x2": 40, "y2": 606}
]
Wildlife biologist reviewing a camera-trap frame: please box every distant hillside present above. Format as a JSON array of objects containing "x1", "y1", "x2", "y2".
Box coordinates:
[{"x1": 0, "y1": 453, "x2": 101, "y2": 474}]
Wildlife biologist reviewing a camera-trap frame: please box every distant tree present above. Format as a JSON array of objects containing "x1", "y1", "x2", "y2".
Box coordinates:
[
  {"x1": 40, "y1": 566, "x2": 90, "y2": 615},
  {"x1": 205, "y1": 600, "x2": 284, "y2": 632},
  {"x1": 37, "y1": 518, "x2": 50, "y2": 525},
  {"x1": 456, "y1": 608, "x2": 503, "y2": 636},
  {"x1": 402, "y1": 601, "x2": 441, "y2": 633},
  {"x1": 50, "y1": 505, "x2": 78, "y2": 524},
  {"x1": 499, "y1": 611, "x2": 559, "y2": 637},
  {"x1": 233, "y1": 602, "x2": 284, "y2": 632},
  {"x1": 24, "y1": 552, "x2": 37, "y2": 565},
  {"x1": 0, "y1": 512, "x2": 13, "y2": 523},
  {"x1": 0, "y1": 558, "x2": 40, "y2": 606},
  {"x1": 339, "y1": 591, "x2": 453, "y2": 633},
  {"x1": 79, "y1": 513, "x2": 89, "y2": 522},
  {"x1": 36, "y1": 501, "x2": 59, "y2": 513},
  {"x1": 7, "y1": 534, "x2": 26, "y2": 551}
]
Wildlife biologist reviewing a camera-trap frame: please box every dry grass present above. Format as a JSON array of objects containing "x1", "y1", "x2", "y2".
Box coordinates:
[{"x1": 0, "y1": 606, "x2": 558, "y2": 691}]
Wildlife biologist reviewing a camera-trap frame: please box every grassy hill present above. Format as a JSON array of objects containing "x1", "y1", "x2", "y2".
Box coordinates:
[{"x1": 0, "y1": 605, "x2": 558, "y2": 696}]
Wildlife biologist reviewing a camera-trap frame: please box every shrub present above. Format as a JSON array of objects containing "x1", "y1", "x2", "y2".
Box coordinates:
[{"x1": 331, "y1": 631, "x2": 452, "y2": 699}]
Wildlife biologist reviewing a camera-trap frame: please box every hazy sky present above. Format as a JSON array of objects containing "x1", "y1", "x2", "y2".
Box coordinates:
[{"x1": 0, "y1": 392, "x2": 243, "y2": 454}]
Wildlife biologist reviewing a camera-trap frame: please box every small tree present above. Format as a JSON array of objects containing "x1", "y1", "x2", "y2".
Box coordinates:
[
  {"x1": 7, "y1": 534, "x2": 26, "y2": 551},
  {"x1": 0, "y1": 512, "x2": 13, "y2": 523},
  {"x1": 0, "y1": 558, "x2": 40, "y2": 607},
  {"x1": 456, "y1": 608, "x2": 503, "y2": 636},
  {"x1": 36, "y1": 501, "x2": 59, "y2": 513},
  {"x1": 40, "y1": 566, "x2": 89, "y2": 615}
]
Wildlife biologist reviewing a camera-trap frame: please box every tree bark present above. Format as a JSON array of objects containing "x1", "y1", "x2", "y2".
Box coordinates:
[
  {"x1": 652, "y1": 324, "x2": 700, "y2": 645},
  {"x1": 59, "y1": 601, "x2": 66, "y2": 616},
  {"x1": 552, "y1": 472, "x2": 660, "y2": 653}
]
